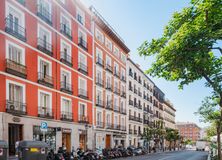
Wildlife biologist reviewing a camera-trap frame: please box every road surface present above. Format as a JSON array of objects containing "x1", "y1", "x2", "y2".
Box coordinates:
[{"x1": 116, "y1": 150, "x2": 208, "y2": 160}]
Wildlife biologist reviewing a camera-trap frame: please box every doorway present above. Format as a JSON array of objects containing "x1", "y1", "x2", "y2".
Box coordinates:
[
  {"x1": 79, "y1": 134, "x2": 86, "y2": 150},
  {"x1": 105, "y1": 135, "x2": 111, "y2": 148},
  {"x1": 8, "y1": 124, "x2": 23, "y2": 156},
  {"x1": 62, "y1": 133, "x2": 71, "y2": 152}
]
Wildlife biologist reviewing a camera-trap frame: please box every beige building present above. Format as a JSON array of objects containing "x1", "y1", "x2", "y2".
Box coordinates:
[{"x1": 163, "y1": 100, "x2": 176, "y2": 129}]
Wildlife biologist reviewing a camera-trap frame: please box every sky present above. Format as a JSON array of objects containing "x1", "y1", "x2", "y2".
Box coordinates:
[{"x1": 81, "y1": 0, "x2": 212, "y2": 128}]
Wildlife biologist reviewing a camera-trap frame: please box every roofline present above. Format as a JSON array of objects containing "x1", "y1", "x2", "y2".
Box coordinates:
[
  {"x1": 90, "y1": 6, "x2": 130, "y2": 53},
  {"x1": 164, "y1": 100, "x2": 176, "y2": 111},
  {"x1": 127, "y1": 58, "x2": 155, "y2": 85}
]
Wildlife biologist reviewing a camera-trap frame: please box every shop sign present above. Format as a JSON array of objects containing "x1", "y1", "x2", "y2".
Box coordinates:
[
  {"x1": 40, "y1": 122, "x2": 48, "y2": 132},
  {"x1": 62, "y1": 128, "x2": 72, "y2": 133}
]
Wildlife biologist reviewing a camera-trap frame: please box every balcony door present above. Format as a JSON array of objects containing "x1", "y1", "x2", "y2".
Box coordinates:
[
  {"x1": 39, "y1": 92, "x2": 50, "y2": 115},
  {"x1": 9, "y1": 44, "x2": 22, "y2": 64},
  {"x1": 61, "y1": 70, "x2": 70, "y2": 87},
  {"x1": 97, "y1": 111, "x2": 102, "y2": 126},
  {"x1": 39, "y1": 27, "x2": 51, "y2": 50},
  {"x1": 61, "y1": 98, "x2": 71, "y2": 118},
  {"x1": 79, "y1": 103, "x2": 86, "y2": 118},
  {"x1": 40, "y1": 60, "x2": 49, "y2": 78},
  {"x1": 9, "y1": 83, "x2": 23, "y2": 111}
]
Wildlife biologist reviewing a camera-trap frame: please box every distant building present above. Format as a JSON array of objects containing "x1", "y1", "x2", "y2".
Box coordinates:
[
  {"x1": 176, "y1": 122, "x2": 201, "y2": 142},
  {"x1": 163, "y1": 100, "x2": 176, "y2": 129},
  {"x1": 199, "y1": 127, "x2": 208, "y2": 140}
]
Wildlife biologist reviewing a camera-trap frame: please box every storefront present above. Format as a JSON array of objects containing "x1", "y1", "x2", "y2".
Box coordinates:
[
  {"x1": 79, "y1": 129, "x2": 86, "y2": 150},
  {"x1": 62, "y1": 128, "x2": 72, "y2": 152},
  {"x1": 33, "y1": 126, "x2": 56, "y2": 150}
]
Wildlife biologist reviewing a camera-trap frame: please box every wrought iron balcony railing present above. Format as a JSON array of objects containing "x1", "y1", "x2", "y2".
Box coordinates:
[
  {"x1": 5, "y1": 59, "x2": 27, "y2": 79},
  {"x1": 38, "y1": 106, "x2": 54, "y2": 119},
  {"x1": 78, "y1": 37, "x2": 88, "y2": 51},
  {"x1": 61, "y1": 111, "x2": 73, "y2": 121},
  {"x1": 6, "y1": 100, "x2": 26, "y2": 115},
  {"x1": 78, "y1": 115, "x2": 89, "y2": 124},
  {"x1": 106, "y1": 64, "x2": 113, "y2": 73},
  {"x1": 78, "y1": 62, "x2": 88, "y2": 75},
  {"x1": 37, "y1": 37, "x2": 53, "y2": 56},
  {"x1": 96, "y1": 57, "x2": 104, "y2": 67},
  {"x1": 37, "y1": 4, "x2": 52, "y2": 25},
  {"x1": 60, "y1": 81, "x2": 73, "y2": 95},
  {"x1": 37, "y1": 72, "x2": 54, "y2": 88},
  {"x1": 78, "y1": 88, "x2": 88, "y2": 100},
  {"x1": 60, "y1": 23, "x2": 72, "y2": 40},
  {"x1": 60, "y1": 52, "x2": 73, "y2": 67}
]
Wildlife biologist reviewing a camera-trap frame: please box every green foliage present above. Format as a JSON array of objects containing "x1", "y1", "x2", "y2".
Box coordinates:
[{"x1": 138, "y1": 0, "x2": 222, "y2": 92}]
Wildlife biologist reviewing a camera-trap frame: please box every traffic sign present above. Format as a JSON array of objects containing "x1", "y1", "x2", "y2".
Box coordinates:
[{"x1": 40, "y1": 122, "x2": 48, "y2": 132}]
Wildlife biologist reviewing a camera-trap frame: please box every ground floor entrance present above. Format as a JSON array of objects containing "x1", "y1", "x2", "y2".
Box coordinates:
[
  {"x1": 62, "y1": 131, "x2": 71, "y2": 152},
  {"x1": 79, "y1": 133, "x2": 86, "y2": 150},
  {"x1": 8, "y1": 124, "x2": 23, "y2": 156},
  {"x1": 105, "y1": 135, "x2": 111, "y2": 149}
]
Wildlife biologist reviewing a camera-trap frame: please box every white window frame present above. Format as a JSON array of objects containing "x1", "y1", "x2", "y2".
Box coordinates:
[
  {"x1": 38, "y1": 56, "x2": 52, "y2": 76},
  {"x1": 106, "y1": 55, "x2": 111, "y2": 66},
  {"x1": 78, "y1": 101, "x2": 87, "y2": 116},
  {"x1": 60, "y1": 39, "x2": 72, "y2": 56},
  {"x1": 78, "y1": 51, "x2": 87, "y2": 66},
  {"x1": 60, "y1": 67, "x2": 72, "y2": 84},
  {"x1": 6, "y1": 40, "x2": 25, "y2": 65},
  {"x1": 38, "y1": 0, "x2": 52, "y2": 15},
  {"x1": 96, "y1": 88, "x2": 103, "y2": 100},
  {"x1": 60, "y1": 12, "x2": 71, "y2": 31},
  {"x1": 113, "y1": 46, "x2": 119, "y2": 58},
  {"x1": 95, "y1": 28, "x2": 104, "y2": 43},
  {"x1": 77, "y1": 7, "x2": 85, "y2": 25},
  {"x1": 6, "y1": 79, "x2": 26, "y2": 103},
  {"x1": 96, "y1": 47, "x2": 103, "y2": 59},
  {"x1": 78, "y1": 76, "x2": 87, "y2": 91},
  {"x1": 38, "y1": 89, "x2": 52, "y2": 109},
  {"x1": 6, "y1": 2, "x2": 25, "y2": 27},
  {"x1": 37, "y1": 23, "x2": 52, "y2": 50},
  {"x1": 61, "y1": 96, "x2": 72, "y2": 112},
  {"x1": 97, "y1": 111, "x2": 103, "y2": 123},
  {"x1": 105, "y1": 37, "x2": 112, "y2": 51}
]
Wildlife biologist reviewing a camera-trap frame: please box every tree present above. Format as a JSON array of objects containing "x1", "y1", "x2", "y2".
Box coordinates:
[
  {"x1": 138, "y1": 0, "x2": 222, "y2": 158},
  {"x1": 165, "y1": 128, "x2": 175, "y2": 151},
  {"x1": 142, "y1": 127, "x2": 155, "y2": 152}
]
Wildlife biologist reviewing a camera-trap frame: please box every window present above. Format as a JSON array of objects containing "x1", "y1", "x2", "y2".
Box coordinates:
[
  {"x1": 59, "y1": 0, "x2": 65, "y2": 4},
  {"x1": 37, "y1": 0, "x2": 52, "y2": 24},
  {"x1": 78, "y1": 29, "x2": 87, "y2": 50},
  {"x1": 79, "y1": 102, "x2": 87, "y2": 116},
  {"x1": 96, "y1": 89, "x2": 103, "y2": 101},
  {"x1": 114, "y1": 62, "x2": 119, "y2": 74},
  {"x1": 61, "y1": 97, "x2": 72, "y2": 113},
  {"x1": 77, "y1": 7, "x2": 85, "y2": 25},
  {"x1": 95, "y1": 28, "x2": 104, "y2": 43},
  {"x1": 6, "y1": 40, "x2": 25, "y2": 65},
  {"x1": 96, "y1": 47, "x2": 103, "y2": 59},
  {"x1": 6, "y1": 2, "x2": 25, "y2": 39},
  {"x1": 38, "y1": 57, "x2": 52, "y2": 76},
  {"x1": 97, "y1": 111, "x2": 102, "y2": 124},
  {"x1": 113, "y1": 46, "x2": 119, "y2": 58},
  {"x1": 121, "y1": 52, "x2": 126, "y2": 63},
  {"x1": 106, "y1": 55, "x2": 111, "y2": 67},
  {"x1": 38, "y1": 89, "x2": 52, "y2": 116},
  {"x1": 60, "y1": 39, "x2": 71, "y2": 57},
  {"x1": 121, "y1": 68, "x2": 125, "y2": 79},
  {"x1": 78, "y1": 52, "x2": 87, "y2": 73},
  {"x1": 60, "y1": 13, "x2": 71, "y2": 38},
  {"x1": 7, "y1": 80, "x2": 25, "y2": 104},
  {"x1": 78, "y1": 77, "x2": 87, "y2": 91},
  {"x1": 106, "y1": 74, "x2": 112, "y2": 88},
  {"x1": 105, "y1": 37, "x2": 112, "y2": 51},
  {"x1": 60, "y1": 68, "x2": 71, "y2": 86},
  {"x1": 37, "y1": 24, "x2": 52, "y2": 52}
]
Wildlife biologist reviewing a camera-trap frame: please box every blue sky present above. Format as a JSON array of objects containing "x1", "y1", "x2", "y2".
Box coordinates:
[{"x1": 81, "y1": 0, "x2": 212, "y2": 128}]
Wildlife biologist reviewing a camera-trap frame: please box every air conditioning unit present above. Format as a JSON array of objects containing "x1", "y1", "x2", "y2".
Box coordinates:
[{"x1": 9, "y1": 104, "x2": 15, "y2": 110}]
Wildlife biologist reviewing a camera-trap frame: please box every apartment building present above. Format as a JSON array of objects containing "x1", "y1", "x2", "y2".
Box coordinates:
[
  {"x1": 163, "y1": 100, "x2": 176, "y2": 129},
  {"x1": 176, "y1": 122, "x2": 201, "y2": 142},
  {"x1": 90, "y1": 7, "x2": 129, "y2": 149},
  {"x1": 0, "y1": 0, "x2": 94, "y2": 155},
  {"x1": 126, "y1": 59, "x2": 153, "y2": 147}
]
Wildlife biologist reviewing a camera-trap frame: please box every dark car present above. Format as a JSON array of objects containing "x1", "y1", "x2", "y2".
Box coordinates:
[{"x1": 127, "y1": 146, "x2": 142, "y2": 156}]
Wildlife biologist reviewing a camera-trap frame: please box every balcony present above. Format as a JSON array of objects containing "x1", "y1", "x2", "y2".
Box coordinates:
[
  {"x1": 138, "y1": 130, "x2": 142, "y2": 135},
  {"x1": 129, "y1": 129, "x2": 133, "y2": 134},
  {"x1": 106, "y1": 123, "x2": 113, "y2": 129},
  {"x1": 129, "y1": 100, "x2": 133, "y2": 106},
  {"x1": 5, "y1": 59, "x2": 27, "y2": 79},
  {"x1": 60, "y1": 81, "x2": 73, "y2": 95},
  {"x1": 6, "y1": 100, "x2": 26, "y2": 115},
  {"x1": 78, "y1": 62, "x2": 88, "y2": 75},
  {"x1": 96, "y1": 57, "x2": 104, "y2": 67},
  {"x1": 143, "y1": 119, "x2": 149, "y2": 125},
  {"x1": 60, "y1": 23, "x2": 72, "y2": 40},
  {"x1": 129, "y1": 86, "x2": 133, "y2": 91},
  {"x1": 121, "y1": 91, "x2": 126, "y2": 98},
  {"x1": 134, "y1": 102, "x2": 138, "y2": 108},
  {"x1": 78, "y1": 37, "x2": 88, "y2": 51},
  {"x1": 134, "y1": 88, "x2": 137, "y2": 94},
  {"x1": 78, "y1": 89, "x2": 88, "y2": 100},
  {"x1": 138, "y1": 79, "x2": 142, "y2": 84},
  {"x1": 134, "y1": 75, "x2": 137, "y2": 81},
  {"x1": 138, "y1": 117, "x2": 143, "y2": 123},
  {"x1": 138, "y1": 104, "x2": 142, "y2": 110},
  {"x1": 78, "y1": 115, "x2": 89, "y2": 124},
  {"x1": 120, "y1": 126, "x2": 126, "y2": 131},
  {"x1": 106, "y1": 83, "x2": 113, "y2": 92},
  {"x1": 114, "y1": 87, "x2": 120, "y2": 95},
  {"x1": 60, "y1": 52, "x2": 73, "y2": 67},
  {"x1": 138, "y1": 92, "x2": 142, "y2": 97},
  {"x1": 113, "y1": 105, "x2": 120, "y2": 113},
  {"x1": 5, "y1": 17, "x2": 26, "y2": 42},
  {"x1": 143, "y1": 95, "x2": 147, "y2": 100},
  {"x1": 120, "y1": 108, "x2": 126, "y2": 115},
  {"x1": 60, "y1": 111, "x2": 73, "y2": 121},
  {"x1": 134, "y1": 130, "x2": 138, "y2": 135},
  {"x1": 96, "y1": 99, "x2": 104, "y2": 108},
  {"x1": 129, "y1": 71, "x2": 133, "y2": 77},
  {"x1": 106, "y1": 64, "x2": 113, "y2": 73},
  {"x1": 37, "y1": 38, "x2": 53, "y2": 56},
  {"x1": 96, "y1": 121, "x2": 104, "y2": 128},
  {"x1": 37, "y1": 5, "x2": 52, "y2": 25},
  {"x1": 114, "y1": 70, "x2": 120, "y2": 78},
  {"x1": 129, "y1": 115, "x2": 135, "y2": 121},
  {"x1": 113, "y1": 124, "x2": 120, "y2": 130},
  {"x1": 121, "y1": 75, "x2": 126, "y2": 82},
  {"x1": 105, "y1": 101, "x2": 113, "y2": 110},
  {"x1": 37, "y1": 72, "x2": 54, "y2": 88},
  {"x1": 77, "y1": 14, "x2": 84, "y2": 25},
  {"x1": 96, "y1": 77, "x2": 104, "y2": 87},
  {"x1": 144, "y1": 107, "x2": 149, "y2": 112},
  {"x1": 38, "y1": 106, "x2": 54, "y2": 119}
]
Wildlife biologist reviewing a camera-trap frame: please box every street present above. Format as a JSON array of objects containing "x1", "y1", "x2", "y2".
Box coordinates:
[{"x1": 116, "y1": 150, "x2": 208, "y2": 160}]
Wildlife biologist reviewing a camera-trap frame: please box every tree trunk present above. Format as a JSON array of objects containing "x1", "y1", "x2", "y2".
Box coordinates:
[
  {"x1": 169, "y1": 141, "x2": 171, "y2": 151},
  {"x1": 218, "y1": 98, "x2": 222, "y2": 160}
]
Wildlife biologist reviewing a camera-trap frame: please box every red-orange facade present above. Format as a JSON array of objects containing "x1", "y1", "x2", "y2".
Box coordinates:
[{"x1": 0, "y1": 0, "x2": 93, "y2": 154}]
